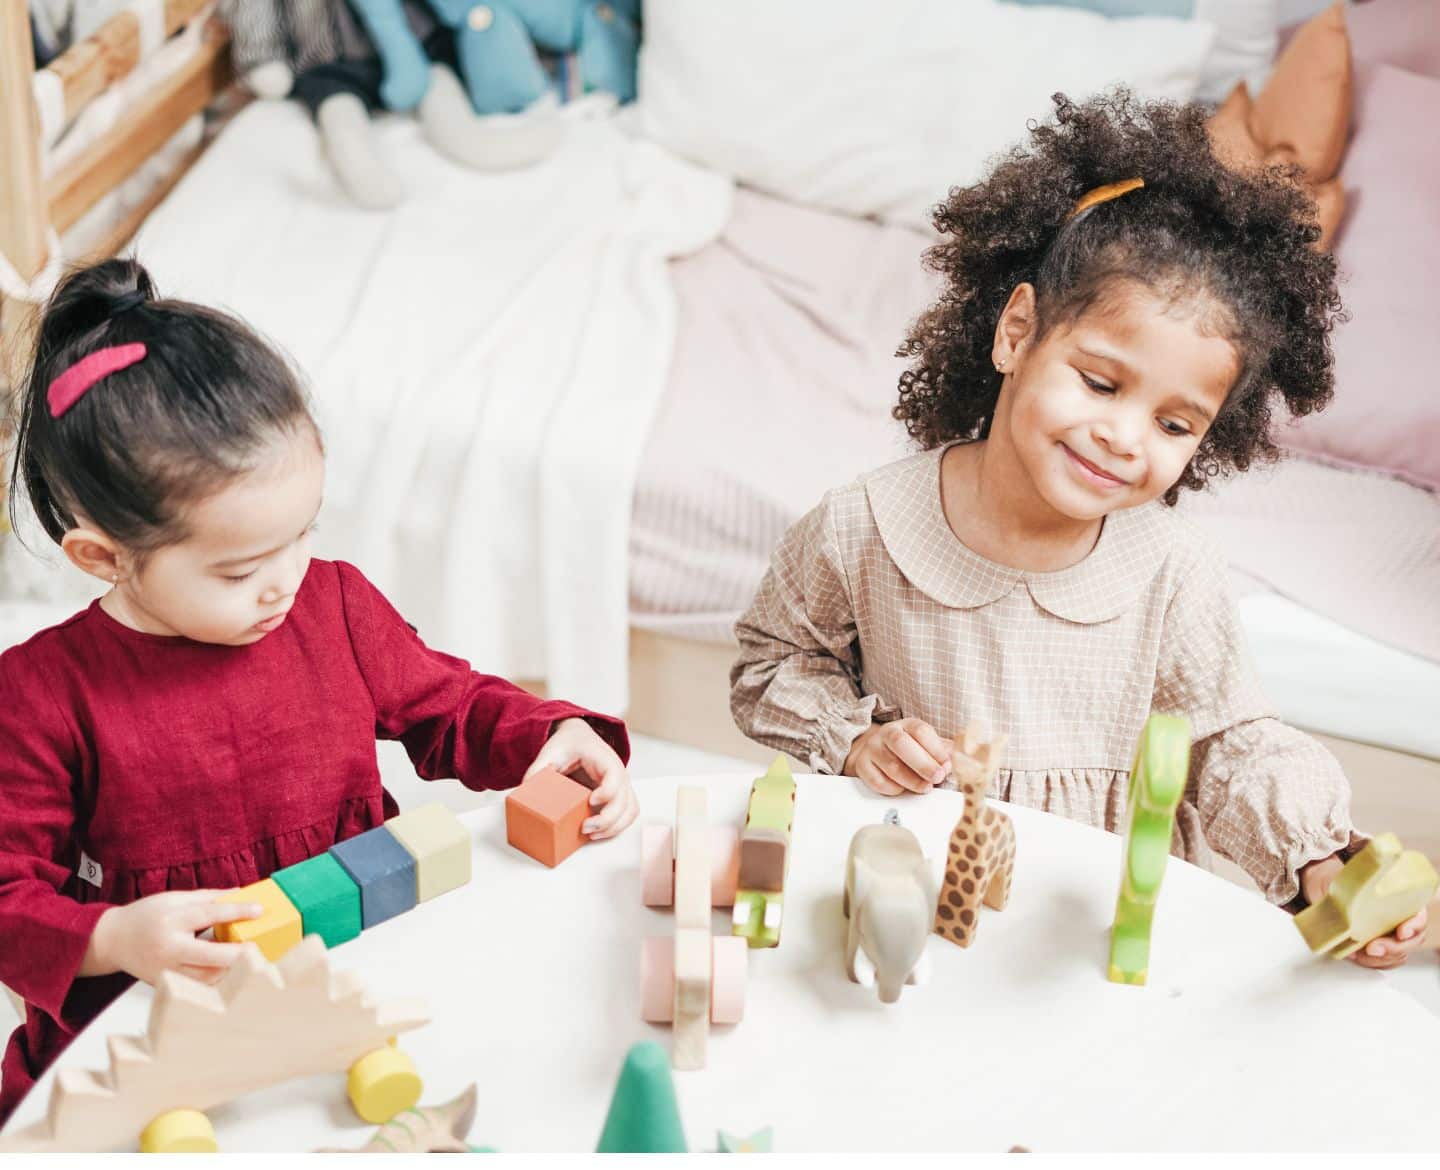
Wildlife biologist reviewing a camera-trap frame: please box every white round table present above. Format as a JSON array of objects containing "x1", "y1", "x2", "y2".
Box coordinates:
[{"x1": 7, "y1": 774, "x2": 1439, "y2": 1152}]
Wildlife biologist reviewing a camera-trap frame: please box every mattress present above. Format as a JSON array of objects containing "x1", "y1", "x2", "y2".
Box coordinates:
[{"x1": 633, "y1": 187, "x2": 1440, "y2": 760}]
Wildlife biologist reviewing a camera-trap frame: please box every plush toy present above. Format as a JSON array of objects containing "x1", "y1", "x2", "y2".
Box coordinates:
[
  {"x1": 219, "y1": 0, "x2": 564, "y2": 210},
  {"x1": 351, "y1": 0, "x2": 640, "y2": 117}
]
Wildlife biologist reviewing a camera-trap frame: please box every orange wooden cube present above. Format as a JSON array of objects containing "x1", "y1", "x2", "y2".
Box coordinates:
[
  {"x1": 506, "y1": 767, "x2": 591, "y2": 867},
  {"x1": 213, "y1": 878, "x2": 302, "y2": 961}
]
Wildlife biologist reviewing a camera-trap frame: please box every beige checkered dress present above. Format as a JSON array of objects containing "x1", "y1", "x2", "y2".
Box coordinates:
[{"x1": 731, "y1": 445, "x2": 1358, "y2": 905}]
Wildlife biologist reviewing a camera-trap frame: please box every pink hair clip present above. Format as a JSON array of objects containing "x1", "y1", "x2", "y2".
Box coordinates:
[{"x1": 47, "y1": 343, "x2": 148, "y2": 418}]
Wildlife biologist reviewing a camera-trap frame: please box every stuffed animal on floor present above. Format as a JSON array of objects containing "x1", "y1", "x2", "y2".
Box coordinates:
[
  {"x1": 351, "y1": 0, "x2": 640, "y2": 116},
  {"x1": 220, "y1": 0, "x2": 564, "y2": 209}
]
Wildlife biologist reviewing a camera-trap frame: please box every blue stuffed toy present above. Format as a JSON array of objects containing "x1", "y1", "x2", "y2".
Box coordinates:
[{"x1": 349, "y1": 0, "x2": 640, "y2": 115}]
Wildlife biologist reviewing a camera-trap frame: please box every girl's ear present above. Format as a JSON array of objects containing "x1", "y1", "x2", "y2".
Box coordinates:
[
  {"x1": 992, "y1": 282, "x2": 1039, "y2": 372},
  {"x1": 61, "y1": 525, "x2": 124, "y2": 584}
]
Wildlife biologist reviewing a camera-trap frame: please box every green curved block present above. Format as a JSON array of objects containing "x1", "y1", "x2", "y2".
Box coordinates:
[
  {"x1": 1108, "y1": 713, "x2": 1190, "y2": 986},
  {"x1": 733, "y1": 757, "x2": 797, "y2": 949},
  {"x1": 1295, "y1": 834, "x2": 1438, "y2": 959},
  {"x1": 596, "y1": 1042, "x2": 687, "y2": 1153}
]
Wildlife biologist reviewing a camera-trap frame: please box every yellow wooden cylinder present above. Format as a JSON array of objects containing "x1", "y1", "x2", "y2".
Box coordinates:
[
  {"x1": 138, "y1": 1108, "x2": 218, "y2": 1153},
  {"x1": 347, "y1": 1045, "x2": 422, "y2": 1124}
]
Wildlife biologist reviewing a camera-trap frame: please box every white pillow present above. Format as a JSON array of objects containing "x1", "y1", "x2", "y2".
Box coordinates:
[{"x1": 637, "y1": 0, "x2": 1216, "y2": 231}]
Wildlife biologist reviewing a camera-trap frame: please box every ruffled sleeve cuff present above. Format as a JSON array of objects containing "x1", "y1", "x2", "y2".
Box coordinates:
[{"x1": 807, "y1": 693, "x2": 898, "y2": 776}]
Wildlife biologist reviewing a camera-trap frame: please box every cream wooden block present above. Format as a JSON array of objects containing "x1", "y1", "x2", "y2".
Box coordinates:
[
  {"x1": 672, "y1": 928, "x2": 711, "y2": 1072},
  {"x1": 673, "y1": 787, "x2": 710, "y2": 931},
  {"x1": 0, "y1": 937, "x2": 428, "y2": 1153},
  {"x1": 386, "y1": 803, "x2": 472, "y2": 902}
]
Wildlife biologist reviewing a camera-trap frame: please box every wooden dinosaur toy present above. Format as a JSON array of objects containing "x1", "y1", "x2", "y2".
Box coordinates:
[
  {"x1": 0, "y1": 936, "x2": 428, "y2": 1153},
  {"x1": 316, "y1": 1085, "x2": 482, "y2": 1152},
  {"x1": 1295, "y1": 833, "x2": 1439, "y2": 960},
  {"x1": 934, "y1": 723, "x2": 1015, "y2": 949},
  {"x1": 1108, "y1": 713, "x2": 1190, "y2": 986}
]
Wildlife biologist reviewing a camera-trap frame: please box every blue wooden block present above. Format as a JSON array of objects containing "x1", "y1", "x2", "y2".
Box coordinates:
[{"x1": 329, "y1": 826, "x2": 418, "y2": 929}]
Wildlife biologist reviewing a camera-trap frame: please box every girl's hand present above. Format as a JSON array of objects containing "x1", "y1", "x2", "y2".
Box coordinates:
[
  {"x1": 844, "y1": 718, "x2": 952, "y2": 796},
  {"x1": 525, "y1": 718, "x2": 637, "y2": 840},
  {"x1": 87, "y1": 891, "x2": 261, "y2": 986},
  {"x1": 1299, "y1": 854, "x2": 1429, "y2": 970}
]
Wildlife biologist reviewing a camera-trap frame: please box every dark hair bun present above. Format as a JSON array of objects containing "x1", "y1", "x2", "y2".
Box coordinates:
[{"x1": 39, "y1": 258, "x2": 156, "y2": 351}]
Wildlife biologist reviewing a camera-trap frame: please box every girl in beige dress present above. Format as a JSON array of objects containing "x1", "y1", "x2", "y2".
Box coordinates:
[{"x1": 731, "y1": 92, "x2": 1426, "y2": 968}]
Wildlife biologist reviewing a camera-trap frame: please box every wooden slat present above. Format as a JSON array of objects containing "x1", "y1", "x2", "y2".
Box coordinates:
[
  {"x1": 0, "y1": 0, "x2": 49, "y2": 285},
  {"x1": 44, "y1": 0, "x2": 213, "y2": 124},
  {"x1": 48, "y1": 30, "x2": 232, "y2": 236}
]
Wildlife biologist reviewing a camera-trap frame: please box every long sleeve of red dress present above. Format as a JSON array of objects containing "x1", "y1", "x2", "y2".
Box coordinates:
[{"x1": 0, "y1": 558, "x2": 627, "y2": 1126}]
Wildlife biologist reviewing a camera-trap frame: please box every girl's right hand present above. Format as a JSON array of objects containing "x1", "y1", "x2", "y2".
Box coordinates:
[
  {"x1": 844, "y1": 719, "x2": 953, "y2": 796},
  {"x1": 88, "y1": 891, "x2": 262, "y2": 986}
]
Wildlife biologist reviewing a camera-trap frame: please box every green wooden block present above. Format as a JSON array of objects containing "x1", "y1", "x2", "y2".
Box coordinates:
[{"x1": 272, "y1": 852, "x2": 362, "y2": 948}]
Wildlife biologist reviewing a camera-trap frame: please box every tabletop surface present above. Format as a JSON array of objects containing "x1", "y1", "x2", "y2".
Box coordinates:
[{"x1": 7, "y1": 773, "x2": 1439, "y2": 1153}]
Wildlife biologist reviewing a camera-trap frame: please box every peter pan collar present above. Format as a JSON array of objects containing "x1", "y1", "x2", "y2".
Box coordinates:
[{"x1": 864, "y1": 444, "x2": 1175, "y2": 624}]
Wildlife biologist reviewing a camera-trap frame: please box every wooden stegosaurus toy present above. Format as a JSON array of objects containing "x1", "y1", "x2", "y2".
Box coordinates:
[{"x1": 0, "y1": 936, "x2": 428, "y2": 1153}]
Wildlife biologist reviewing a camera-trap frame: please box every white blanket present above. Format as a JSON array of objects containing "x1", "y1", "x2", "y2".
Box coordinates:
[{"x1": 131, "y1": 100, "x2": 731, "y2": 714}]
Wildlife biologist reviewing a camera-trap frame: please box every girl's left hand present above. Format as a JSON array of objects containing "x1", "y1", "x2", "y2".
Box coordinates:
[
  {"x1": 525, "y1": 717, "x2": 638, "y2": 840},
  {"x1": 1299, "y1": 853, "x2": 1429, "y2": 969}
]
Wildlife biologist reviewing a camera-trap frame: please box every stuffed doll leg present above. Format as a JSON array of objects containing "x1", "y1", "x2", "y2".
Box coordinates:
[
  {"x1": 419, "y1": 64, "x2": 564, "y2": 171},
  {"x1": 444, "y1": 3, "x2": 551, "y2": 115},
  {"x1": 349, "y1": 0, "x2": 434, "y2": 110},
  {"x1": 316, "y1": 93, "x2": 405, "y2": 209}
]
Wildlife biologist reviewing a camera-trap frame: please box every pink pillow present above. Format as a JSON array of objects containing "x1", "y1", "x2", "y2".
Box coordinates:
[
  {"x1": 1277, "y1": 64, "x2": 1440, "y2": 490},
  {"x1": 1346, "y1": 0, "x2": 1440, "y2": 80}
]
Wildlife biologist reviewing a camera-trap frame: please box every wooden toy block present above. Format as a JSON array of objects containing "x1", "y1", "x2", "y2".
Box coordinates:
[
  {"x1": 639, "y1": 787, "x2": 748, "y2": 1069},
  {"x1": 0, "y1": 936, "x2": 429, "y2": 1153},
  {"x1": 271, "y1": 853, "x2": 362, "y2": 949},
  {"x1": 672, "y1": 927, "x2": 711, "y2": 1071},
  {"x1": 1296, "y1": 833, "x2": 1439, "y2": 959},
  {"x1": 733, "y1": 756, "x2": 796, "y2": 948},
  {"x1": 329, "y1": 827, "x2": 419, "y2": 929},
  {"x1": 213, "y1": 878, "x2": 302, "y2": 961},
  {"x1": 505, "y1": 766, "x2": 591, "y2": 868},
  {"x1": 673, "y1": 787, "x2": 711, "y2": 931},
  {"x1": 1108, "y1": 713, "x2": 1190, "y2": 986},
  {"x1": 934, "y1": 724, "x2": 1015, "y2": 951},
  {"x1": 386, "y1": 802, "x2": 472, "y2": 901}
]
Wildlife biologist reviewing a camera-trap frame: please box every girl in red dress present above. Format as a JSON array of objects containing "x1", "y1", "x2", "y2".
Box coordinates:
[{"x1": 0, "y1": 259, "x2": 637, "y2": 1123}]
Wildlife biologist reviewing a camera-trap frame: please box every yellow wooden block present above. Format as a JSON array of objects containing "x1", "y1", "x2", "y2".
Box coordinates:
[
  {"x1": 214, "y1": 879, "x2": 302, "y2": 962},
  {"x1": 385, "y1": 804, "x2": 472, "y2": 903}
]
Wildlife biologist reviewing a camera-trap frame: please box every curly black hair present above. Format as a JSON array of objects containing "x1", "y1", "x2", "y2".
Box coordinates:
[{"x1": 895, "y1": 89, "x2": 1344, "y2": 503}]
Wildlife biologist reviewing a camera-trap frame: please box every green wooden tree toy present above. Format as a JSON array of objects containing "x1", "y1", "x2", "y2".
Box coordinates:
[
  {"x1": 1108, "y1": 713, "x2": 1190, "y2": 986},
  {"x1": 1295, "y1": 833, "x2": 1438, "y2": 959},
  {"x1": 595, "y1": 1042, "x2": 687, "y2": 1153},
  {"x1": 731, "y1": 756, "x2": 797, "y2": 948}
]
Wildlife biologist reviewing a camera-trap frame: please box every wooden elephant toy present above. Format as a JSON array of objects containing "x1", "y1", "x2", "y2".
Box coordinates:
[{"x1": 843, "y1": 813, "x2": 934, "y2": 1004}]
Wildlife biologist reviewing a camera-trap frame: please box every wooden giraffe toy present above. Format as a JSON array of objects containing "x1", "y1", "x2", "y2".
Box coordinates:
[
  {"x1": 934, "y1": 723, "x2": 1016, "y2": 948},
  {"x1": 1295, "y1": 833, "x2": 1438, "y2": 960}
]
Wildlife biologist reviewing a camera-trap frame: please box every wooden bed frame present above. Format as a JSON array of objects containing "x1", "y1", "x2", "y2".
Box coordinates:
[
  {"x1": 1, "y1": 0, "x2": 1435, "y2": 884},
  {"x1": 0, "y1": 0, "x2": 233, "y2": 365}
]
